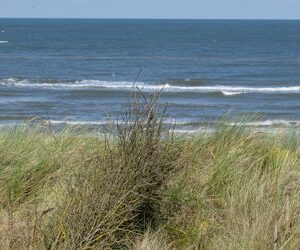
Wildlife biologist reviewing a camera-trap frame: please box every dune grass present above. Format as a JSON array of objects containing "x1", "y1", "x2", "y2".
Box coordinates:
[{"x1": 1, "y1": 95, "x2": 300, "y2": 249}]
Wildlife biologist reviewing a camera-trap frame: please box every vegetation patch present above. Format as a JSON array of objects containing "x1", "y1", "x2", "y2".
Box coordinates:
[{"x1": 1, "y1": 94, "x2": 300, "y2": 249}]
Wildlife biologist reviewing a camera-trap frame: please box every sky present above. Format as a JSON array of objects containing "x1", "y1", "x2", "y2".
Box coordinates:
[{"x1": 0, "y1": 0, "x2": 299, "y2": 19}]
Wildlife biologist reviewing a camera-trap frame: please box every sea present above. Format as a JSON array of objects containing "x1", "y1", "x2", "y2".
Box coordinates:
[{"x1": 1, "y1": 19, "x2": 300, "y2": 132}]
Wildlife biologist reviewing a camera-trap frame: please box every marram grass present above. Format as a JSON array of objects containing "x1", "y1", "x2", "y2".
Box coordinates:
[
  {"x1": 1, "y1": 123, "x2": 300, "y2": 249},
  {"x1": 1, "y1": 95, "x2": 300, "y2": 249}
]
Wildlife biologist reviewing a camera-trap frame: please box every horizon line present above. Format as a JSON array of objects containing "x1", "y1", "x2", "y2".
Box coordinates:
[{"x1": 0, "y1": 17, "x2": 300, "y2": 21}]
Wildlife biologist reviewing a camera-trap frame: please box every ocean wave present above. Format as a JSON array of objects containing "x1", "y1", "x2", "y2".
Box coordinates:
[
  {"x1": 45, "y1": 119, "x2": 300, "y2": 128},
  {"x1": 1, "y1": 78, "x2": 300, "y2": 95},
  {"x1": 173, "y1": 120, "x2": 300, "y2": 134},
  {"x1": 228, "y1": 120, "x2": 300, "y2": 127},
  {"x1": 46, "y1": 118, "x2": 198, "y2": 126},
  {"x1": 173, "y1": 128, "x2": 211, "y2": 134},
  {"x1": 0, "y1": 40, "x2": 8, "y2": 44},
  {"x1": 0, "y1": 79, "x2": 148, "y2": 90},
  {"x1": 49, "y1": 120, "x2": 112, "y2": 125},
  {"x1": 221, "y1": 91, "x2": 245, "y2": 96},
  {"x1": 163, "y1": 84, "x2": 300, "y2": 95},
  {"x1": 163, "y1": 118, "x2": 200, "y2": 125},
  {"x1": 1, "y1": 118, "x2": 300, "y2": 131}
]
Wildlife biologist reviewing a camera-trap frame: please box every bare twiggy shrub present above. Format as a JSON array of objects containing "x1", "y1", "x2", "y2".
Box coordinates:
[
  {"x1": 41, "y1": 89, "x2": 178, "y2": 249},
  {"x1": 115, "y1": 90, "x2": 176, "y2": 228}
]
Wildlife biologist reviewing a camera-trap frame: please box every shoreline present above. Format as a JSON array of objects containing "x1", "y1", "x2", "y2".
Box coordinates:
[{"x1": 1, "y1": 118, "x2": 300, "y2": 135}]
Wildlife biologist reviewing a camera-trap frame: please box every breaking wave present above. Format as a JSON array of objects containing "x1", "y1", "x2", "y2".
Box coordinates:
[
  {"x1": 1, "y1": 78, "x2": 300, "y2": 95},
  {"x1": 46, "y1": 118, "x2": 198, "y2": 126},
  {"x1": 229, "y1": 120, "x2": 300, "y2": 127},
  {"x1": 47, "y1": 118, "x2": 300, "y2": 128}
]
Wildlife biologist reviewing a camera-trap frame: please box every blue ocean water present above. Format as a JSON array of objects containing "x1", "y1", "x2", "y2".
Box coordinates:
[{"x1": 1, "y1": 19, "x2": 300, "y2": 131}]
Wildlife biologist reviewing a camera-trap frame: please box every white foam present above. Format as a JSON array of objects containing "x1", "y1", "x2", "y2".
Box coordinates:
[
  {"x1": 163, "y1": 118, "x2": 198, "y2": 125},
  {"x1": 48, "y1": 120, "x2": 142, "y2": 126},
  {"x1": 174, "y1": 120, "x2": 300, "y2": 134},
  {"x1": 49, "y1": 119, "x2": 195, "y2": 126},
  {"x1": 162, "y1": 85, "x2": 300, "y2": 94},
  {"x1": 221, "y1": 91, "x2": 245, "y2": 96},
  {"x1": 46, "y1": 118, "x2": 300, "y2": 128},
  {"x1": 46, "y1": 117, "x2": 199, "y2": 127},
  {"x1": 0, "y1": 79, "x2": 150, "y2": 90},
  {"x1": 0, "y1": 40, "x2": 8, "y2": 44},
  {"x1": 1, "y1": 78, "x2": 300, "y2": 95},
  {"x1": 228, "y1": 120, "x2": 300, "y2": 127},
  {"x1": 48, "y1": 119, "x2": 212, "y2": 134},
  {"x1": 48, "y1": 120, "x2": 115, "y2": 125},
  {"x1": 174, "y1": 127, "x2": 214, "y2": 134}
]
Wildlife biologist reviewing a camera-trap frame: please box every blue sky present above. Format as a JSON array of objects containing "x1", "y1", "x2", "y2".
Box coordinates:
[{"x1": 0, "y1": 0, "x2": 299, "y2": 19}]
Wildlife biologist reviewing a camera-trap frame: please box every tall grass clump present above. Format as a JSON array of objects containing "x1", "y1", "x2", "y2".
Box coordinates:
[{"x1": 41, "y1": 90, "x2": 179, "y2": 249}]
